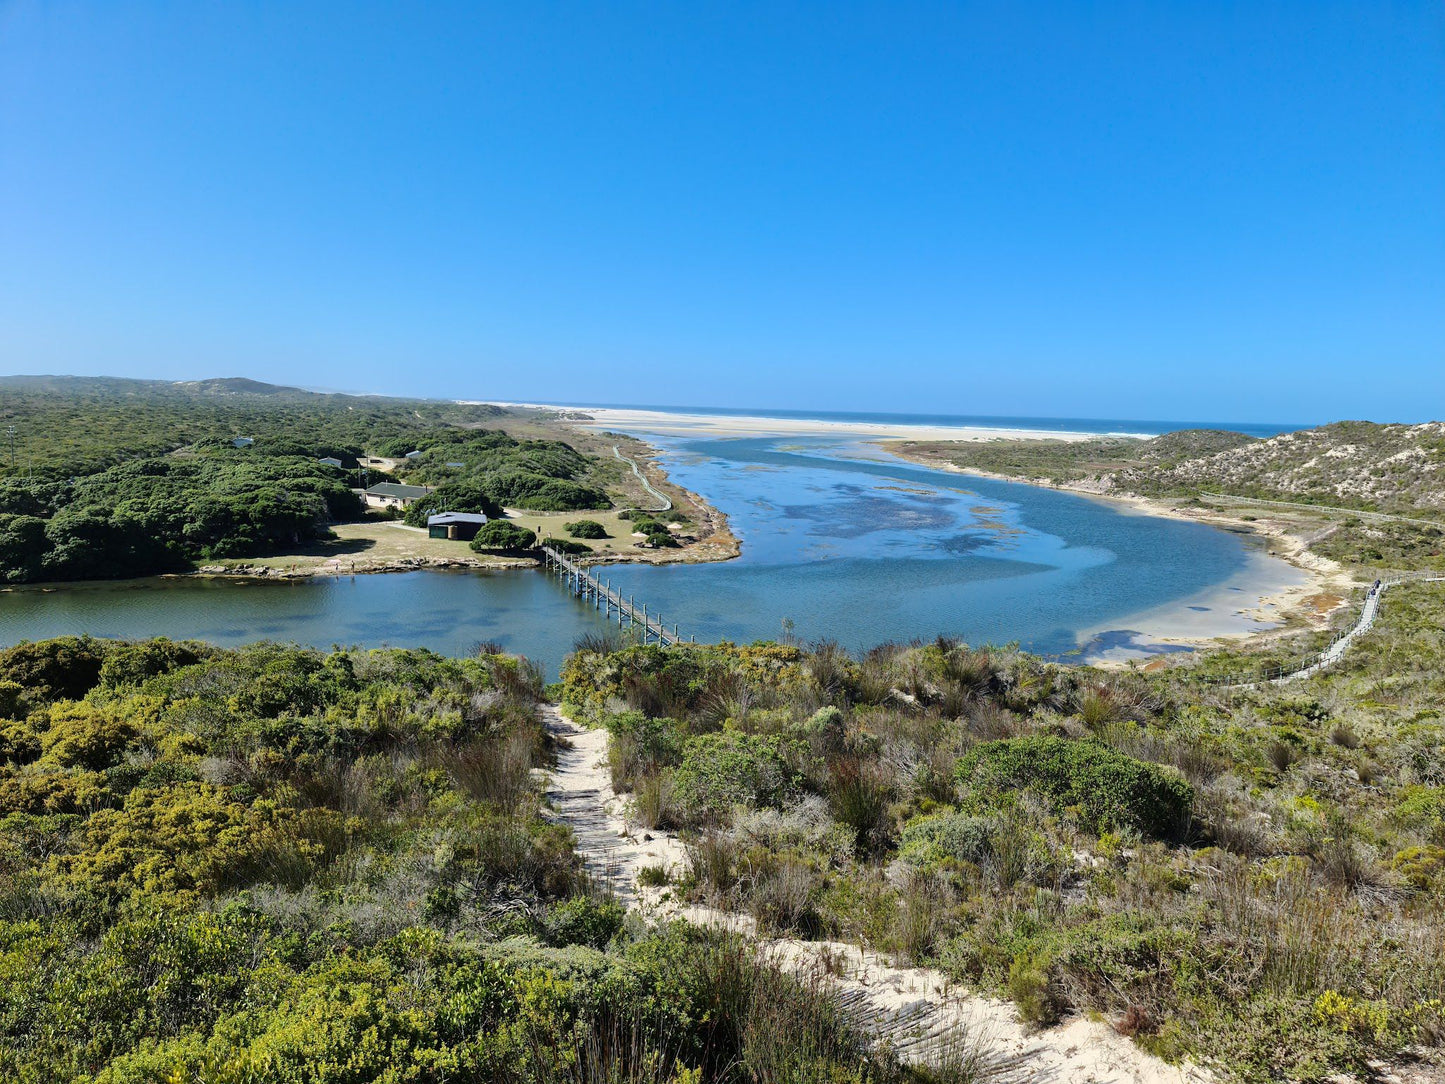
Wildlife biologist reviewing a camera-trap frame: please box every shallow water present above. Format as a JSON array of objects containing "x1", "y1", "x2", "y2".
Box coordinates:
[
  {"x1": 0, "y1": 569, "x2": 612, "y2": 678},
  {"x1": 599, "y1": 435, "x2": 1302, "y2": 658},
  {"x1": 0, "y1": 434, "x2": 1303, "y2": 674}
]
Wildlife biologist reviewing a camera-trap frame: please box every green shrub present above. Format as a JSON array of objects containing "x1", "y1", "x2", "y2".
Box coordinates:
[
  {"x1": 671, "y1": 732, "x2": 800, "y2": 825},
  {"x1": 468, "y1": 520, "x2": 537, "y2": 552},
  {"x1": 1008, "y1": 950, "x2": 1061, "y2": 1025},
  {"x1": 564, "y1": 519, "x2": 608, "y2": 539},
  {"x1": 543, "y1": 895, "x2": 625, "y2": 948},
  {"x1": 899, "y1": 812, "x2": 994, "y2": 870},
  {"x1": 539, "y1": 536, "x2": 589, "y2": 555},
  {"x1": 956, "y1": 735, "x2": 1194, "y2": 838},
  {"x1": 644, "y1": 531, "x2": 679, "y2": 549}
]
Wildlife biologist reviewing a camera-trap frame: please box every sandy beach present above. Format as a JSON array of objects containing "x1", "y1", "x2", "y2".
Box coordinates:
[{"x1": 487, "y1": 402, "x2": 1150, "y2": 443}]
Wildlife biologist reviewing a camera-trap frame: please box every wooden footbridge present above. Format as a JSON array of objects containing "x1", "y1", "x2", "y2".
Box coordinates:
[{"x1": 541, "y1": 545, "x2": 691, "y2": 646}]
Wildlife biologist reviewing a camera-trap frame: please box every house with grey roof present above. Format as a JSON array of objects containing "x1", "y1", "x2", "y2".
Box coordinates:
[
  {"x1": 426, "y1": 511, "x2": 489, "y2": 541},
  {"x1": 364, "y1": 482, "x2": 431, "y2": 509}
]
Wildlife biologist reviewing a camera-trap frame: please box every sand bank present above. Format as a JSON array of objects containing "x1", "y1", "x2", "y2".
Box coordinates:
[
  {"x1": 879, "y1": 446, "x2": 1356, "y2": 662},
  {"x1": 488, "y1": 403, "x2": 1141, "y2": 443}
]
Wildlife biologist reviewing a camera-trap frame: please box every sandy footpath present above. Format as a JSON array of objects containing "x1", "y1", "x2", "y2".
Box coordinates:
[{"x1": 540, "y1": 706, "x2": 1213, "y2": 1082}]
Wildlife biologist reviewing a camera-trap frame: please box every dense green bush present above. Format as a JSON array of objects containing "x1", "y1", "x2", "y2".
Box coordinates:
[
  {"x1": 0, "y1": 637, "x2": 901, "y2": 1082},
  {"x1": 539, "y1": 536, "x2": 589, "y2": 555},
  {"x1": 0, "y1": 455, "x2": 362, "y2": 581},
  {"x1": 564, "y1": 519, "x2": 609, "y2": 539},
  {"x1": 482, "y1": 471, "x2": 609, "y2": 512},
  {"x1": 468, "y1": 521, "x2": 537, "y2": 553},
  {"x1": 956, "y1": 735, "x2": 1194, "y2": 837},
  {"x1": 671, "y1": 732, "x2": 801, "y2": 825}
]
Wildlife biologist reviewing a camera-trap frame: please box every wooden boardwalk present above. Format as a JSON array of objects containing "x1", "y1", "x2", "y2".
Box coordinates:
[{"x1": 540, "y1": 545, "x2": 689, "y2": 646}]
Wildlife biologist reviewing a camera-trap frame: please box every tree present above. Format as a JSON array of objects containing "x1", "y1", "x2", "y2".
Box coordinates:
[
  {"x1": 563, "y1": 520, "x2": 608, "y2": 539},
  {"x1": 469, "y1": 521, "x2": 537, "y2": 553}
]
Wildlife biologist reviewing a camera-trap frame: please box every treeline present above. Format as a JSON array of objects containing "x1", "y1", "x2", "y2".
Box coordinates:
[
  {"x1": 0, "y1": 636, "x2": 906, "y2": 1083},
  {"x1": 0, "y1": 376, "x2": 614, "y2": 582},
  {"x1": 0, "y1": 454, "x2": 360, "y2": 581}
]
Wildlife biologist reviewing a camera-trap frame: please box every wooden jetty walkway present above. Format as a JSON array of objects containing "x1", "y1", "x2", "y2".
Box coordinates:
[{"x1": 540, "y1": 545, "x2": 691, "y2": 646}]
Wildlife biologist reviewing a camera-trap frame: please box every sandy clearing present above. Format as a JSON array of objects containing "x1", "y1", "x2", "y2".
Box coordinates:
[{"x1": 540, "y1": 706, "x2": 1213, "y2": 1082}]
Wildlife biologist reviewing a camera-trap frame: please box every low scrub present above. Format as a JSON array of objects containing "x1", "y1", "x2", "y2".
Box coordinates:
[{"x1": 956, "y1": 735, "x2": 1194, "y2": 838}]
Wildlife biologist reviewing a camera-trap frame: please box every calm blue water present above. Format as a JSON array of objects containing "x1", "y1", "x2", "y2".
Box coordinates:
[
  {"x1": 0, "y1": 570, "x2": 613, "y2": 679},
  {"x1": 0, "y1": 434, "x2": 1287, "y2": 675},
  {"x1": 600, "y1": 435, "x2": 1273, "y2": 656}
]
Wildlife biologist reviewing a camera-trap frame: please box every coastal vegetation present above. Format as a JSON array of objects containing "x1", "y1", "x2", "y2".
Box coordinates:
[
  {"x1": 898, "y1": 421, "x2": 1445, "y2": 518},
  {"x1": 564, "y1": 520, "x2": 610, "y2": 539},
  {"x1": 468, "y1": 521, "x2": 537, "y2": 553},
  {"x1": 2, "y1": 573, "x2": 1441, "y2": 1080},
  {"x1": 0, "y1": 377, "x2": 616, "y2": 583},
  {"x1": 560, "y1": 581, "x2": 1445, "y2": 1081},
  {"x1": 0, "y1": 635, "x2": 905, "y2": 1083}
]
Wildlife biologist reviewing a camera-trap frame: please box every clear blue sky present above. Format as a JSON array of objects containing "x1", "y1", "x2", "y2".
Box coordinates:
[{"x1": 2, "y1": 2, "x2": 1441, "y2": 423}]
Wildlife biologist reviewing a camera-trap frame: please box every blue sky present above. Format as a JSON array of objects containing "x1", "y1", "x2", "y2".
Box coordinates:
[{"x1": 1, "y1": 2, "x2": 1441, "y2": 424}]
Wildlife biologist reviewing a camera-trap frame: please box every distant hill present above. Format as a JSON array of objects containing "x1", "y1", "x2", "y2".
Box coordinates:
[
  {"x1": 0, "y1": 375, "x2": 507, "y2": 479},
  {"x1": 1138, "y1": 428, "x2": 1258, "y2": 465},
  {"x1": 176, "y1": 377, "x2": 304, "y2": 395},
  {"x1": 1120, "y1": 421, "x2": 1445, "y2": 515},
  {"x1": 896, "y1": 421, "x2": 1444, "y2": 519}
]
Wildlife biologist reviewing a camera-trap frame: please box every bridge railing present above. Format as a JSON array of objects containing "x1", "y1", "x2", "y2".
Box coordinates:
[{"x1": 540, "y1": 545, "x2": 690, "y2": 647}]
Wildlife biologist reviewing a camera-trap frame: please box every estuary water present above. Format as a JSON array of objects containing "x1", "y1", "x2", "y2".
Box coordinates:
[
  {"x1": 0, "y1": 434, "x2": 1304, "y2": 676},
  {"x1": 597, "y1": 435, "x2": 1301, "y2": 659}
]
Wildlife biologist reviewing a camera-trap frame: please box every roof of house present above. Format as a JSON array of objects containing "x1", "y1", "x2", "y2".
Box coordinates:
[
  {"x1": 366, "y1": 482, "x2": 431, "y2": 499},
  {"x1": 427, "y1": 512, "x2": 489, "y2": 526},
  {"x1": 318, "y1": 456, "x2": 343, "y2": 466},
  {"x1": 231, "y1": 437, "x2": 253, "y2": 446},
  {"x1": 404, "y1": 449, "x2": 423, "y2": 458}
]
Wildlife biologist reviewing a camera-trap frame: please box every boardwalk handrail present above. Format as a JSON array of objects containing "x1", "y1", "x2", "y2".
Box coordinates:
[
  {"x1": 540, "y1": 545, "x2": 689, "y2": 646},
  {"x1": 1204, "y1": 572, "x2": 1445, "y2": 688}
]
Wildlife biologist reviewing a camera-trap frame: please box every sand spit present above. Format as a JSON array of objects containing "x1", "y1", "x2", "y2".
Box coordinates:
[
  {"x1": 540, "y1": 706, "x2": 1213, "y2": 1083},
  {"x1": 488, "y1": 402, "x2": 1147, "y2": 444}
]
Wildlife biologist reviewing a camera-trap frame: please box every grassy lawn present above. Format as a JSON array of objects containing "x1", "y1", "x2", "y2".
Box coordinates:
[
  {"x1": 203, "y1": 512, "x2": 686, "y2": 575},
  {"x1": 206, "y1": 521, "x2": 531, "y2": 572},
  {"x1": 501, "y1": 507, "x2": 670, "y2": 555}
]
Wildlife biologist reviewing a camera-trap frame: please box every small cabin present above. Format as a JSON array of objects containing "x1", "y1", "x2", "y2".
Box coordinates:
[
  {"x1": 231, "y1": 437, "x2": 254, "y2": 448},
  {"x1": 318, "y1": 456, "x2": 343, "y2": 468},
  {"x1": 404, "y1": 449, "x2": 423, "y2": 460},
  {"x1": 364, "y1": 482, "x2": 431, "y2": 509},
  {"x1": 427, "y1": 511, "x2": 489, "y2": 541}
]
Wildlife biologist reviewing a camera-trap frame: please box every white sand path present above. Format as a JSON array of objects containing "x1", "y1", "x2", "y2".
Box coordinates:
[{"x1": 540, "y1": 705, "x2": 1213, "y2": 1083}]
